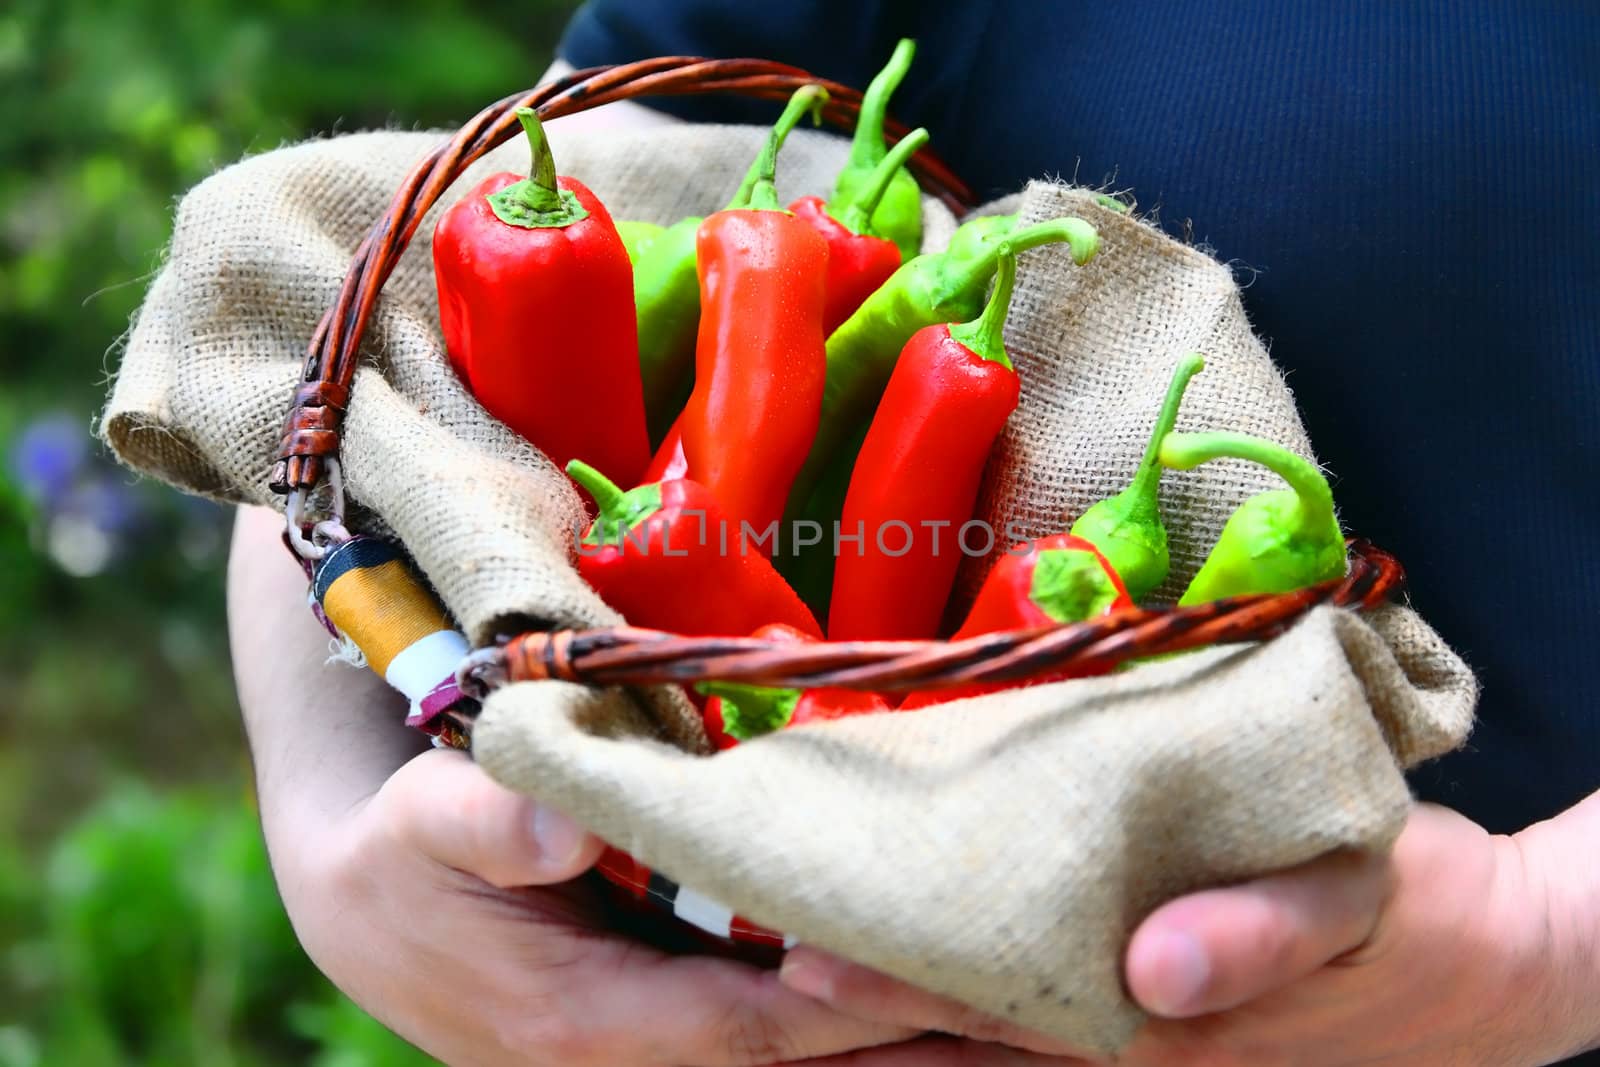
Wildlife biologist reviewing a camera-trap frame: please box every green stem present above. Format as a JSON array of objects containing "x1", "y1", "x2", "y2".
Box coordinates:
[
  {"x1": 699, "y1": 681, "x2": 792, "y2": 704},
  {"x1": 566, "y1": 459, "x2": 662, "y2": 546},
  {"x1": 947, "y1": 243, "x2": 1016, "y2": 368},
  {"x1": 849, "y1": 38, "x2": 915, "y2": 168},
  {"x1": 516, "y1": 109, "x2": 562, "y2": 212},
  {"x1": 730, "y1": 85, "x2": 828, "y2": 212},
  {"x1": 1003, "y1": 217, "x2": 1100, "y2": 264},
  {"x1": 487, "y1": 109, "x2": 589, "y2": 228},
  {"x1": 1119, "y1": 353, "x2": 1206, "y2": 519},
  {"x1": 1158, "y1": 432, "x2": 1337, "y2": 523},
  {"x1": 696, "y1": 681, "x2": 799, "y2": 739},
  {"x1": 840, "y1": 127, "x2": 929, "y2": 234},
  {"x1": 566, "y1": 460, "x2": 625, "y2": 513}
]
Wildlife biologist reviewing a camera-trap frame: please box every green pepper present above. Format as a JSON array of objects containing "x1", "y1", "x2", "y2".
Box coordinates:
[
  {"x1": 827, "y1": 38, "x2": 923, "y2": 262},
  {"x1": 632, "y1": 217, "x2": 702, "y2": 444},
  {"x1": 1068, "y1": 353, "x2": 1205, "y2": 601},
  {"x1": 632, "y1": 91, "x2": 823, "y2": 446},
  {"x1": 1158, "y1": 431, "x2": 1347, "y2": 605},
  {"x1": 945, "y1": 212, "x2": 1017, "y2": 259},
  {"x1": 614, "y1": 219, "x2": 665, "y2": 265},
  {"x1": 787, "y1": 216, "x2": 1099, "y2": 520},
  {"x1": 775, "y1": 216, "x2": 1098, "y2": 619}
]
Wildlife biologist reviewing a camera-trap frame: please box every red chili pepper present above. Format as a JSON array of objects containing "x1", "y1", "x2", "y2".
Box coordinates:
[
  {"x1": 699, "y1": 623, "x2": 893, "y2": 744},
  {"x1": 679, "y1": 87, "x2": 829, "y2": 547},
  {"x1": 899, "y1": 534, "x2": 1134, "y2": 709},
  {"x1": 641, "y1": 413, "x2": 688, "y2": 484},
  {"x1": 827, "y1": 244, "x2": 1026, "y2": 641},
  {"x1": 789, "y1": 127, "x2": 930, "y2": 334},
  {"x1": 433, "y1": 109, "x2": 649, "y2": 490},
  {"x1": 567, "y1": 461, "x2": 820, "y2": 638}
]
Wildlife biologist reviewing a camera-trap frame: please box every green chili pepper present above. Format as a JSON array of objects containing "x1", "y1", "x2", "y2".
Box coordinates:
[
  {"x1": 614, "y1": 220, "x2": 665, "y2": 265},
  {"x1": 945, "y1": 213, "x2": 1017, "y2": 259},
  {"x1": 778, "y1": 419, "x2": 869, "y2": 619},
  {"x1": 632, "y1": 216, "x2": 702, "y2": 444},
  {"x1": 1068, "y1": 353, "x2": 1205, "y2": 601},
  {"x1": 786, "y1": 216, "x2": 1099, "y2": 520},
  {"x1": 632, "y1": 90, "x2": 824, "y2": 446},
  {"x1": 827, "y1": 38, "x2": 923, "y2": 262},
  {"x1": 1158, "y1": 431, "x2": 1347, "y2": 605},
  {"x1": 775, "y1": 217, "x2": 1098, "y2": 620}
]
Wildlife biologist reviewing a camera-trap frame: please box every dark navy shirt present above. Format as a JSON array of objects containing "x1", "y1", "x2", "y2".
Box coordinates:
[{"x1": 562, "y1": 1, "x2": 1600, "y2": 836}]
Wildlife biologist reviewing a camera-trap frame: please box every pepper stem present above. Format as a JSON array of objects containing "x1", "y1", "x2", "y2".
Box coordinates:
[
  {"x1": 1117, "y1": 353, "x2": 1206, "y2": 518},
  {"x1": 566, "y1": 460, "x2": 662, "y2": 546},
  {"x1": 565, "y1": 460, "x2": 625, "y2": 513},
  {"x1": 1003, "y1": 217, "x2": 1100, "y2": 264},
  {"x1": 1158, "y1": 432, "x2": 1337, "y2": 525},
  {"x1": 947, "y1": 243, "x2": 1017, "y2": 368},
  {"x1": 840, "y1": 127, "x2": 930, "y2": 234},
  {"x1": 695, "y1": 681, "x2": 799, "y2": 739},
  {"x1": 1065, "y1": 354, "x2": 1204, "y2": 599},
  {"x1": 730, "y1": 85, "x2": 829, "y2": 212},
  {"x1": 487, "y1": 109, "x2": 590, "y2": 229},
  {"x1": 518, "y1": 109, "x2": 562, "y2": 212},
  {"x1": 848, "y1": 38, "x2": 915, "y2": 169},
  {"x1": 939, "y1": 216, "x2": 1099, "y2": 312}
]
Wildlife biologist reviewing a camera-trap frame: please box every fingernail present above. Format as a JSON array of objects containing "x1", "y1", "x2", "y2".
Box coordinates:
[
  {"x1": 528, "y1": 805, "x2": 586, "y2": 868},
  {"x1": 1145, "y1": 931, "x2": 1210, "y2": 1016},
  {"x1": 778, "y1": 953, "x2": 836, "y2": 1002}
]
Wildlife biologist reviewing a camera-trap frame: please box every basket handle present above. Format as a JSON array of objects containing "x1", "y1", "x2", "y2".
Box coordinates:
[{"x1": 269, "y1": 57, "x2": 977, "y2": 553}]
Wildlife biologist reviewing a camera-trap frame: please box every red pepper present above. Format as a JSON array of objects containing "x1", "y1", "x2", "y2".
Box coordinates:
[
  {"x1": 699, "y1": 623, "x2": 893, "y2": 744},
  {"x1": 679, "y1": 87, "x2": 829, "y2": 547},
  {"x1": 567, "y1": 461, "x2": 820, "y2": 638},
  {"x1": 641, "y1": 413, "x2": 688, "y2": 484},
  {"x1": 789, "y1": 127, "x2": 931, "y2": 334},
  {"x1": 899, "y1": 534, "x2": 1134, "y2": 709},
  {"x1": 434, "y1": 109, "x2": 649, "y2": 490},
  {"x1": 827, "y1": 244, "x2": 1026, "y2": 641}
]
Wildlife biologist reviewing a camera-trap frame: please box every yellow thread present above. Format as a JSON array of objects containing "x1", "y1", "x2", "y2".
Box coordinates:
[{"x1": 321, "y1": 559, "x2": 452, "y2": 675}]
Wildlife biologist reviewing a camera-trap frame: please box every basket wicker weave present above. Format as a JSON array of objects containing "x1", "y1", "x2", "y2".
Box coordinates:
[{"x1": 271, "y1": 55, "x2": 1405, "y2": 698}]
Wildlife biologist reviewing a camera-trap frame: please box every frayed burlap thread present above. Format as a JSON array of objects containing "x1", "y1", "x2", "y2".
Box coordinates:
[{"x1": 102, "y1": 124, "x2": 1476, "y2": 1054}]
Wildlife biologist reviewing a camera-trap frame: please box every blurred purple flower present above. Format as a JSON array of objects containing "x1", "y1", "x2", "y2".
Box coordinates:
[
  {"x1": 62, "y1": 476, "x2": 142, "y2": 535},
  {"x1": 9, "y1": 413, "x2": 89, "y2": 506}
]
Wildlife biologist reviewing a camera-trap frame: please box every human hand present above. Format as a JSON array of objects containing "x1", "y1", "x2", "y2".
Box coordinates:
[
  {"x1": 230, "y1": 506, "x2": 911, "y2": 1066},
  {"x1": 779, "y1": 802, "x2": 1600, "y2": 1066}
]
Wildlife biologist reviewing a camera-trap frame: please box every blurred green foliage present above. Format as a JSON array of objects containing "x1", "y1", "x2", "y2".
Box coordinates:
[
  {"x1": 0, "y1": 0, "x2": 578, "y2": 1061},
  {"x1": 2, "y1": 783, "x2": 431, "y2": 1065}
]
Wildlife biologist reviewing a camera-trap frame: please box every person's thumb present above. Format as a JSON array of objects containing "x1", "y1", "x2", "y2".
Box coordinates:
[
  {"x1": 373, "y1": 747, "x2": 605, "y2": 887},
  {"x1": 1124, "y1": 847, "x2": 1391, "y2": 1018}
]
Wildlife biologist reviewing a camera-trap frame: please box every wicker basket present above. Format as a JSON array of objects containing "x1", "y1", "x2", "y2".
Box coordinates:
[{"x1": 268, "y1": 56, "x2": 1406, "y2": 949}]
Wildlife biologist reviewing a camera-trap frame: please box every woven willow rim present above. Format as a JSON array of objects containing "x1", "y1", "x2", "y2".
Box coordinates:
[{"x1": 455, "y1": 540, "x2": 1402, "y2": 695}]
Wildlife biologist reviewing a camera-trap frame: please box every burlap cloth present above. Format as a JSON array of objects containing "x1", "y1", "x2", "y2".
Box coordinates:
[{"x1": 102, "y1": 120, "x2": 1477, "y2": 1054}]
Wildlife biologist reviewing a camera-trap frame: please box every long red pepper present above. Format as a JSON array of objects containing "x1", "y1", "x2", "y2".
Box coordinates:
[
  {"x1": 899, "y1": 534, "x2": 1134, "y2": 709},
  {"x1": 640, "y1": 411, "x2": 687, "y2": 484},
  {"x1": 827, "y1": 244, "x2": 1026, "y2": 641},
  {"x1": 790, "y1": 127, "x2": 931, "y2": 334},
  {"x1": 645, "y1": 125, "x2": 907, "y2": 489},
  {"x1": 699, "y1": 623, "x2": 893, "y2": 745},
  {"x1": 434, "y1": 109, "x2": 649, "y2": 490},
  {"x1": 679, "y1": 87, "x2": 830, "y2": 548},
  {"x1": 567, "y1": 461, "x2": 820, "y2": 638}
]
